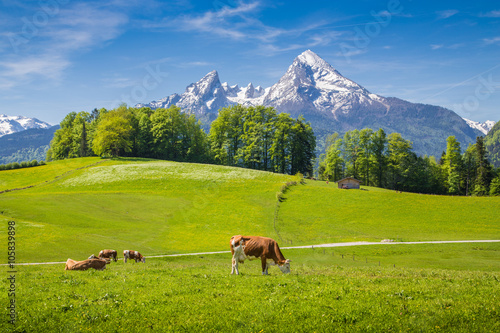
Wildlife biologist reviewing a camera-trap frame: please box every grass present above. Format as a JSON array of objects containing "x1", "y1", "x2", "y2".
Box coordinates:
[
  {"x1": 1, "y1": 158, "x2": 292, "y2": 262},
  {"x1": 2, "y1": 246, "x2": 498, "y2": 332},
  {"x1": 1, "y1": 158, "x2": 499, "y2": 262},
  {"x1": 0, "y1": 157, "x2": 107, "y2": 192},
  {"x1": 276, "y1": 180, "x2": 500, "y2": 245},
  {"x1": 1, "y1": 157, "x2": 499, "y2": 332}
]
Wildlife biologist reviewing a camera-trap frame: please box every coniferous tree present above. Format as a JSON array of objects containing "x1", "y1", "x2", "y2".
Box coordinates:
[
  {"x1": 443, "y1": 136, "x2": 462, "y2": 194},
  {"x1": 474, "y1": 136, "x2": 492, "y2": 196}
]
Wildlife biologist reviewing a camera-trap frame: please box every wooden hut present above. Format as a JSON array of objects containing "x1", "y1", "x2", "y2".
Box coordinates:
[{"x1": 336, "y1": 177, "x2": 362, "y2": 189}]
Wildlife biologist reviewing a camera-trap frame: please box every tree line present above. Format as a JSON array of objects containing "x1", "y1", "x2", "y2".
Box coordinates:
[
  {"x1": 47, "y1": 104, "x2": 316, "y2": 176},
  {"x1": 318, "y1": 128, "x2": 500, "y2": 196}
]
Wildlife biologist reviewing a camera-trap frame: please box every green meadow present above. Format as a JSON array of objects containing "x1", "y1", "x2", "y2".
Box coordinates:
[{"x1": 1, "y1": 157, "x2": 499, "y2": 332}]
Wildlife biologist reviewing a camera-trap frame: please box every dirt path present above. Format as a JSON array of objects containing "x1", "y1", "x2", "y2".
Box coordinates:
[{"x1": 4, "y1": 239, "x2": 499, "y2": 266}]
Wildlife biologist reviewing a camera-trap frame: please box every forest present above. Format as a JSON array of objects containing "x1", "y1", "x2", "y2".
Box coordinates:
[
  {"x1": 46, "y1": 104, "x2": 316, "y2": 176},
  {"x1": 318, "y1": 128, "x2": 500, "y2": 196}
]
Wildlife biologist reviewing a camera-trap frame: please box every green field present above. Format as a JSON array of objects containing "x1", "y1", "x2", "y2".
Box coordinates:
[{"x1": 1, "y1": 157, "x2": 499, "y2": 332}]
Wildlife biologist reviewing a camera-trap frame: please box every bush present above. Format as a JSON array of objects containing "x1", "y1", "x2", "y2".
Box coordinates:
[
  {"x1": 490, "y1": 177, "x2": 500, "y2": 196},
  {"x1": 0, "y1": 159, "x2": 45, "y2": 171}
]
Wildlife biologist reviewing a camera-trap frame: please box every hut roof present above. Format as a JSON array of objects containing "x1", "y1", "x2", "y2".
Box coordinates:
[{"x1": 335, "y1": 177, "x2": 362, "y2": 183}]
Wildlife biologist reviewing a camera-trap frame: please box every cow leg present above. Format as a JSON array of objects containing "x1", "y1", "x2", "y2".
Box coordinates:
[
  {"x1": 261, "y1": 257, "x2": 268, "y2": 275},
  {"x1": 231, "y1": 257, "x2": 239, "y2": 275}
]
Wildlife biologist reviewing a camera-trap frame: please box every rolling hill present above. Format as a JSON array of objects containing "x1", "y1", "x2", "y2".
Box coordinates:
[{"x1": 1, "y1": 157, "x2": 499, "y2": 263}]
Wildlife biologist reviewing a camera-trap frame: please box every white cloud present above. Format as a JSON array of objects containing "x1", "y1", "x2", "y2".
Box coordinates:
[
  {"x1": 148, "y1": 1, "x2": 340, "y2": 55},
  {"x1": 430, "y1": 44, "x2": 443, "y2": 50},
  {"x1": 483, "y1": 37, "x2": 500, "y2": 45},
  {"x1": 0, "y1": 2, "x2": 129, "y2": 87},
  {"x1": 437, "y1": 10, "x2": 459, "y2": 19},
  {"x1": 480, "y1": 10, "x2": 500, "y2": 17},
  {"x1": 0, "y1": 55, "x2": 70, "y2": 80}
]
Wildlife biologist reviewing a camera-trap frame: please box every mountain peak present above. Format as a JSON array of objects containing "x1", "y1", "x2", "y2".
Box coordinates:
[{"x1": 296, "y1": 50, "x2": 333, "y2": 69}]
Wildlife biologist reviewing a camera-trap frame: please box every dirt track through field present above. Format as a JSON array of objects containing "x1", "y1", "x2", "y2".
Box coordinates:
[{"x1": 4, "y1": 240, "x2": 500, "y2": 266}]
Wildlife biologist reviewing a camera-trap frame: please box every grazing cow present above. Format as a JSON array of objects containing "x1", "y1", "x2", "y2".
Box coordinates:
[
  {"x1": 65, "y1": 258, "x2": 108, "y2": 271},
  {"x1": 98, "y1": 249, "x2": 118, "y2": 262},
  {"x1": 230, "y1": 235, "x2": 291, "y2": 275},
  {"x1": 123, "y1": 250, "x2": 145, "y2": 263}
]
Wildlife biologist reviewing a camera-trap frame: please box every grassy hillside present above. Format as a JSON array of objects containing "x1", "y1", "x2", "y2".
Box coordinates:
[
  {"x1": 277, "y1": 181, "x2": 500, "y2": 245},
  {"x1": 1, "y1": 157, "x2": 499, "y2": 263},
  {"x1": 1, "y1": 157, "x2": 499, "y2": 332},
  {"x1": 1, "y1": 158, "x2": 292, "y2": 262}
]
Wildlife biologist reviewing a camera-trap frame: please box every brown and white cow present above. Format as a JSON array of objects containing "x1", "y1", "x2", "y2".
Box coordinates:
[
  {"x1": 123, "y1": 250, "x2": 145, "y2": 263},
  {"x1": 98, "y1": 249, "x2": 118, "y2": 262},
  {"x1": 65, "y1": 258, "x2": 108, "y2": 271},
  {"x1": 230, "y1": 235, "x2": 291, "y2": 275}
]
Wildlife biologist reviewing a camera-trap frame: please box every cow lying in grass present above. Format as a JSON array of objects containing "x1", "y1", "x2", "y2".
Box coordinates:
[
  {"x1": 123, "y1": 250, "x2": 145, "y2": 263},
  {"x1": 230, "y1": 235, "x2": 291, "y2": 275},
  {"x1": 65, "y1": 258, "x2": 108, "y2": 271}
]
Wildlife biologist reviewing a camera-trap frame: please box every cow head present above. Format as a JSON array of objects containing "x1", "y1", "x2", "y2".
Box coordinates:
[
  {"x1": 278, "y1": 259, "x2": 291, "y2": 274},
  {"x1": 141, "y1": 256, "x2": 146, "y2": 263}
]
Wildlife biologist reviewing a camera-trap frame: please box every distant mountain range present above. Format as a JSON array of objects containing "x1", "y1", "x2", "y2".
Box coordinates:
[
  {"x1": 138, "y1": 50, "x2": 495, "y2": 157},
  {"x1": 0, "y1": 122, "x2": 58, "y2": 164},
  {"x1": 1, "y1": 50, "x2": 497, "y2": 162},
  {"x1": 463, "y1": 119, "x2": 496, "y2": 135},
  {"x1": 0, "y1": 114, "x2": 52, "y2": 137}
]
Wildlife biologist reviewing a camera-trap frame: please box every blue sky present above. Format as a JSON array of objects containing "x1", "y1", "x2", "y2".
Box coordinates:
[{"x1": 0, "y1": 0, "x2": 499, "y2": 125}]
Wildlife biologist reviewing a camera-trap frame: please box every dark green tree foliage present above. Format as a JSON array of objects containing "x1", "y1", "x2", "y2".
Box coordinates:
[
  {"x1": 387, "y1": 133, "x2": 413, "y2": 191},
  {"x1": 490, "y1": 175, "x2": 500, "y2": 196},
  {"x1": 371, "y1": 128, "x2": 388, "y2": 187},
  {"x1": 443, "y1": 136, "x2": 462, "y2": 194},
  {"x1": 474, "y1": 136, "x2": 493, "y2": 196},
  {"x1": 318, "y1": 129, "x2": 491, "y2": 195},
  {"x1": 290, "y1": 116, "x2": 316, "y2": 175},
  {"x1": 484, "y1": 121, "x2": 500, "y2": 168},
  {"x1": 462, "y1": 144, "x2": 477, "y2": 196},
  {"x1": 209, "y1": 105, "x2": 316, "y2": 175},
  {"x1": 322, "y1": 133, "x2": 343, "y2": 182}
]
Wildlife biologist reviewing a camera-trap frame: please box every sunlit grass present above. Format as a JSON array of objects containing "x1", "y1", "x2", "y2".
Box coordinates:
[{"x1": 2, "y1": 247, "x2": 498, "y2": 332}]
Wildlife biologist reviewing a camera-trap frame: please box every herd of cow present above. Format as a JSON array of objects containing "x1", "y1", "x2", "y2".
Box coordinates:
[
  {"x1": 64, "y1": 249, "x2": 145, "y2": 271},
  {"x1": 64, "y1": 235, "x2": 291, "y2": 275}
]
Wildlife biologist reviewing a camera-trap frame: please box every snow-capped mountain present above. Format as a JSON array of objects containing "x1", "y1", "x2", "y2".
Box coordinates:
[
  {"x1": 138, "y1": 50, "x2": 482, "y2": 157},
  {"x1": 463, "y1": 119, "x2": 496, "y2": 135},
  {"x1": 263, "y1": 50, "x2": 389, "y2": 119},
  {"x1": 0, "y1": 114, "x2": 52, "y2": 137}
]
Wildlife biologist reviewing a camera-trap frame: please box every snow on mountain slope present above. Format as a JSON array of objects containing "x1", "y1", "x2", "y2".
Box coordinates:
[
  {"x1": 463, "y1": 119, "x2": 496, "y2": 135},
  {"x1": 262, "y1": 49, "x2": 389, "y2": 118},
  {"x1": 0, "y1": 114, "x2": 52, "y2": 137}
]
